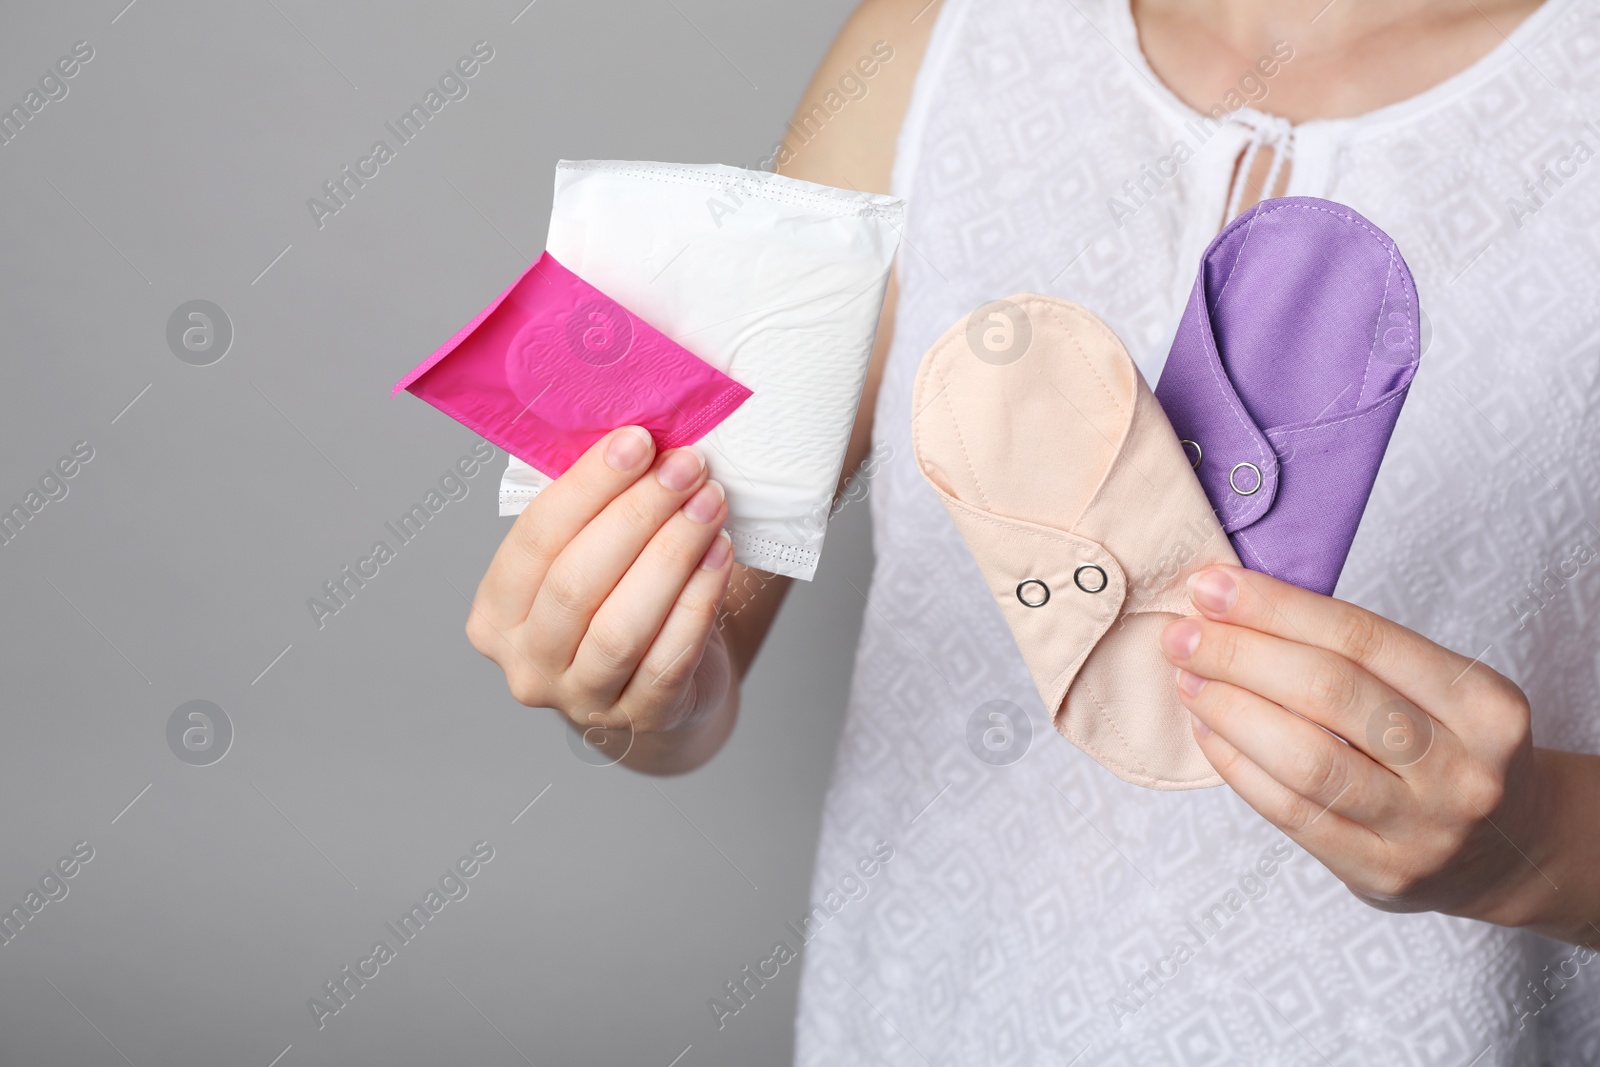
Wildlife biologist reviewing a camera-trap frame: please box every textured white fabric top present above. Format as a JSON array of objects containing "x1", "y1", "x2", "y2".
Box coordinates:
[{"x1": 795, "y1": 0, "x2": 1600, "y2": 1062}]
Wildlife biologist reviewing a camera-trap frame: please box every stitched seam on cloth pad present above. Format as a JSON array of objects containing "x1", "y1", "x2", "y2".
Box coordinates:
[
  {"x1": 1031, "y1": 299, "x2": 1136, "y2": 527},
  {"x1": 1211, "y1": 206, "x2": 1260, "y2": 309},
  {"x1": 936, "y1": 363, "x2": 993, "y2": 511},
  {"x1": 1246, "y1": 201, "x2": 1415, "y2": 415},
  {"x1": 1357, "y1": 256, "x2": 1394, "y2": 405},
  {"x1": 1182, "y1": 240, "x2": 1276, "y2": 529},
  {"x1": 1075, "y1": 674, "x2": 1154, "y2": 782},
  {"x1": 1038, "y1": 300, "x2": 1126, "y2": 420},
  {"x1": 1233, "y1": 526, "x2": 1277, "y2": 580},
  {"x1": 1273, "y1": 385, "x2": 1408, "y2": 437}
]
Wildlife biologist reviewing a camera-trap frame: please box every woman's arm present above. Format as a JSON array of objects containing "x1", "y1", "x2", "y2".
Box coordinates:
[
  {"x1": 717, "y1": 0, "x2": 937, "y2": 683},
  {"x1": 468, "y1": 0, "x2": 940, "y2": 776},
  {"x1": 632, "y1": 0, "x2": 940, "y2": 773}
]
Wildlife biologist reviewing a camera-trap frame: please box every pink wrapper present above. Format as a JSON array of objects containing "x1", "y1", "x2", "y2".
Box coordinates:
[{"x1": 394, "y1": 252, "x2": 751, "y2": 478}]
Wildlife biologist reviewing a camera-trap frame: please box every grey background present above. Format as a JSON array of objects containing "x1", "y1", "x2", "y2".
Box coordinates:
[{"x1": 0, "y1": 2, "x2": 871, "y2": 1064}]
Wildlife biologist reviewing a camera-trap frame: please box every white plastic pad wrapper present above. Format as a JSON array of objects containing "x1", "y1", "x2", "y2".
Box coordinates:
[{"x1": 500, "y1": 159, "x2": 905, "y2": 580}]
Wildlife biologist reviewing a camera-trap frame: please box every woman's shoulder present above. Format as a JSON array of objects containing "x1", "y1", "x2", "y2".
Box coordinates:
[{"x1": 775, "y1": 0, "x2": 945, "y2": 195}]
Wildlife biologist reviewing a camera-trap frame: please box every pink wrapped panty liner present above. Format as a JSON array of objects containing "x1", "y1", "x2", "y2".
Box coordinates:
[{"x1": 393, "y1": 252, "x2": 751, "y2": 478}]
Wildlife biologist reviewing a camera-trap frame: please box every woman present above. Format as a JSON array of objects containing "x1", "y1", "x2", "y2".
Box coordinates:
[{"x1": 465, "y1": 0, "x2": 1600, "y2": 1060}]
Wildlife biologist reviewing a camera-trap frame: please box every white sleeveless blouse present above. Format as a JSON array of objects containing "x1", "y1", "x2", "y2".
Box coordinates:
[{"x1": 794, "y1": 0, "x2": 1600, "y2": 1063}]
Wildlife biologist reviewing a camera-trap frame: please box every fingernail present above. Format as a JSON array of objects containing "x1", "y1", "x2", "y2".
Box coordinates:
[
  {"x1": 605, "y1": 426, "x2": 652, "y2": 471},
  {"x1": 1190, "y1": 712, "x2": 1212, "y2": 738},
  {"x1": 700, "y1": 530, "x2": 732, "y2": 570},
  {"x1": 683, "y1": 480, "x2": 725, "y2": 525},
  {"x1": 1189, "y1": 568, "x2": 1238, "y2": 614},
  {"x1": 1176, "y1": 668, "x2": 1208, "y2": 697},
  {"x1": 1161, "y1": 619, "x2": 1202, "y2": 660},
  {"x1": 656, "y1": 449, "x2": 704, "y2": 492}
]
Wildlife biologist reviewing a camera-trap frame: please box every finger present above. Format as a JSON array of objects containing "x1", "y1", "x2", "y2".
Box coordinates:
[
  {"x1": 1182, "y1": 565, "x2": 1474, "y2": 713},
  {"x1": 1177, "y1": 668, "x2": 1406, "y2": 826},
  {"x1": 462, "y1": 590, "x2": 557, "y2": 700},
  {"x1": 614, "y1": 530, "x2": 734, "y2": 727},
  {"x1": 477, "y1": 426, "x2": 656, "y2": 623},
  {"x1": 570, "y1": 481, "x2": 728, "y2": 700},
  {"x1": 528, "y1": 447, "x2": 709, "y2": 669},
  {"x1": 1161, "y1": 614, "x2": 1431, "y2": 765},
  {"x1": 1189, "y1": 708, "x2": 1389, "y2": 860}
]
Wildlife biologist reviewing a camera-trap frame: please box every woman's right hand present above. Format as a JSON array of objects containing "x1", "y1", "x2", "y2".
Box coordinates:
[{"x1": 465, "y1": 426, "x2": 737, "y2": 755}]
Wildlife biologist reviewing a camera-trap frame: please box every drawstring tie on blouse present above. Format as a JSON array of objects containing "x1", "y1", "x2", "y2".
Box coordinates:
[{"x1": 1225, "y1": 109, "x2": 1296, "y2": 223}]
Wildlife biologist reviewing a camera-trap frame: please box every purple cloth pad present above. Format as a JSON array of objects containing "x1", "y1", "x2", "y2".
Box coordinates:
[{"x1": 1154, "y1": 196, "x2": 1421, "y2": 596}]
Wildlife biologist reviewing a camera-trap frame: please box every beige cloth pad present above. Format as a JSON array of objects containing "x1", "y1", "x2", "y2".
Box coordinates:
[{"x1": 912, "y1": 294, "x2": 1239, "y2": 789}]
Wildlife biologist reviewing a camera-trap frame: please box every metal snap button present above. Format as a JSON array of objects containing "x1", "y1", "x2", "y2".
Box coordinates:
[
  {"x1": 1180, "y1": 439, "x2": 1202, "y2": 469},
  {"x1": 1073, "y1": 564, "x2": 1108, "y2": 594},
  {"x1": 1016, "y1": 579, "x2": 1050, "y2": 608},
  {"x1": 1229, "y1": 461, "x2": 1262, "y2": 496}
]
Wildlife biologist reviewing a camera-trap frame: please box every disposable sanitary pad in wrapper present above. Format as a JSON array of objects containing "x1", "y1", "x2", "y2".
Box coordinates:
[{"x1": 501, "y1": 159, "x2": 905, "y2": 581}]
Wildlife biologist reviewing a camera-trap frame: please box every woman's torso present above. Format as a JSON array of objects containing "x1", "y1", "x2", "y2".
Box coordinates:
[{"x1": 795, "y1": 0, "x2": 1600, "y2": 1063}]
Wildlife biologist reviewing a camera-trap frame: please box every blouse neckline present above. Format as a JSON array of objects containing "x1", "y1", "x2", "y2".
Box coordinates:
[{"x1": 1105, "y1": 0, "x2": 1572, "y2": 142}]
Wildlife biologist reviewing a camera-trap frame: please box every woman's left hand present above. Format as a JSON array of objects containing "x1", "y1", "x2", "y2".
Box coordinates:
[{"x1": 1158, "y1": 564, "x2": 1584, "y2": 934}]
